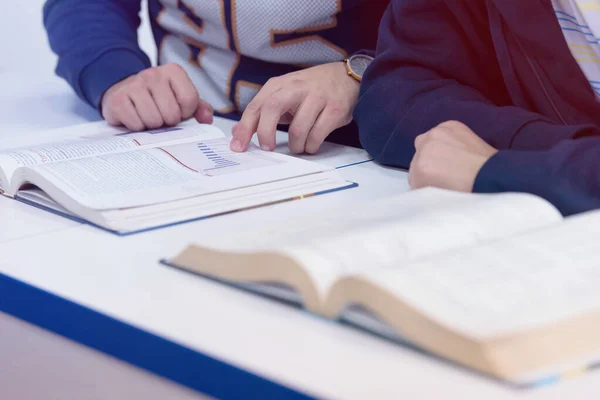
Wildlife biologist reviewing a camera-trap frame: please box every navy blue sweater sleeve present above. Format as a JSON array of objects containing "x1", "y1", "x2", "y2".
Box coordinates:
[
  {"x1": 353, "y1": 0, "x2": 593, "y2": 170},
  {"x1": 43, "y1": 0, "x2": 151, "y2": 109},
  {"x1": 475, "y1": 138, "x2": 600, "y2": 216}
]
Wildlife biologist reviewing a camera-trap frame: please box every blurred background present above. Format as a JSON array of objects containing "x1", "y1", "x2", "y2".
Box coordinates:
[{"x1": 0, "y1": 0, "x2": 157, "y2": 74}]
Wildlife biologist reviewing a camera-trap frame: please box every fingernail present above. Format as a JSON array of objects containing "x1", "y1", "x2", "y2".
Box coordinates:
[
  {"x1": 231, "y1": 139, "x2": 242, "y2": 152},
  {"x1": 260, "y1": 144, "x2": 271, "y2": 151},
  {"x1": 202, "y1": 100, "x2": 213, "y2": 114},
  {"x1": 205, "y1": 110, "x2": 214, "y2": 123}
]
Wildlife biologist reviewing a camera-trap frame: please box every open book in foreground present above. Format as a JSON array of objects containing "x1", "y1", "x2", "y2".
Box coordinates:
[
  {"x1": 164, "y1": 188, "x2": 600, "y2": 388},
  {"x1": 0, "y1": 122, "x2": 355, "y2": 235}
]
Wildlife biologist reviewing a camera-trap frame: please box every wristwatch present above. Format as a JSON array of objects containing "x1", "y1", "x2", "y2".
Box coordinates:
[{"x1": 345, "y1": 54, "x2": 375, "y2": 82}]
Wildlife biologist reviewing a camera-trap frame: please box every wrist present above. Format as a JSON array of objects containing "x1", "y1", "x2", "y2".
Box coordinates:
[
  {"x1": 344, "y1": 54, "x2": 375, "y2": 83},
  {"x1": 337, "y1": 61, "x2": 360, "y2": 94},
  {"x1": 472, "y1": 150, "x2": 506, "y2": 193},
  {"x1": 469, "y1": 153, "x2": 495, "y2": 192},
  {"x1": 80, "y1": 49, "x2": 149, "y2": 110},
  {"x1": 99, "y1": 77, "x2": 127, "y2": 118}
]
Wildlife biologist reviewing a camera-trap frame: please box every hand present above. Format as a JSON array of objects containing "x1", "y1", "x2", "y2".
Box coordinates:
[
  {"x1": 101, "y1": 63, "x2": 214, "y2": 131},
  {"x1": 230, "y1": 62, "x2": 359, "y2": 154},
  {"x1": 408, "y1": 121, "x2": 498, "y2": 192}
]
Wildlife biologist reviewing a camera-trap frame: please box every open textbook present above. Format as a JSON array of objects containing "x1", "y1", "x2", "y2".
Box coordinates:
[
  {"x1": 0, "y1": 122, "x2": 355, "y2": 234},
  {"x1": 165, "y1": 188, "x2": 600, "y2": 387}
]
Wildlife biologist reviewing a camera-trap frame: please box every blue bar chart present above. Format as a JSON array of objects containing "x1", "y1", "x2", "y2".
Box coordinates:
[
  {"x1": 198, "y1": 143, "x2": 241, "y2": 171},
  {"x1": 158, "y1": 139, "x2": 283, "y2": 177}
]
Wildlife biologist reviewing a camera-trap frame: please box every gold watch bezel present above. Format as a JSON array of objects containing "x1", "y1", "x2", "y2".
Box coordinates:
[{"x1": 345, "y1": 58, "x2": 363, "y2": 82}]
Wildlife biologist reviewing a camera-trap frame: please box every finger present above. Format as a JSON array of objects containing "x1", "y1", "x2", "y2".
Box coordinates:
[
  {"x1": 436, "y1": 120, "x2": 471, "y2": 136},
  {"x1": 419, "y1": 127, "x2": 468, "y2": 151},
  {"x1": 407, "y1": 155, "x2": 414, "y2": 187},
  {"x1": 130, "y1": 89, "x2": 164, "y2": 129},
  {"x1": 231, "y1": 103, "x2": 260, "y2": 152},
  {"x1": 304, "y1": 105, "x2": 344, "y2": 154},
  {"x1": 167, "y1": 64, "x2": 200, "y2": 119},
  {"x1": 102, "y1": 93, "x2": 124, "y2": 127},
  {"x1": 231, "y1": 97, "x2": 269, "y2": 152},
  {"x1": 279, "y1": 112, "x2": 294, "y2": 125},
  {"x1": 431, "y1": 121, "x2": 480, "y2": 148},
  {"x1": 287, "y1": 97, "x2": 326, "y2": 154},
  {"x1": 408, "y1": 166, "x2": 425, "y2": 189},
  {"x1": 149, "y1": 81, "x2": 182, "y2": 126},
  {"x1": 433, "y1": 122, "x2": 495, "y2": 157},
  {"x1": 256, "y1": 89, "x2": 305, "y2": 151},
  {"x1": 110, "y1": 93, "x2": 145, "y2": 131},
  {"x1": 231, "y1": 79, "x2": 281, "y2": 152},
  {"x1": 194, "y1": 99, "x2": 214, "y2": 124},
  {"x1": 408, "y1": 150, "x2": 427, "y2": 189},
  {"x1": 414, "y1": 133, "x2": 428, "y2": 150}
]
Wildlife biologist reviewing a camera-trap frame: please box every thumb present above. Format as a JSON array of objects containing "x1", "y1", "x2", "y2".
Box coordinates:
[{"x1": 194, "y1": 99, "x2": 214, "y2": 124}]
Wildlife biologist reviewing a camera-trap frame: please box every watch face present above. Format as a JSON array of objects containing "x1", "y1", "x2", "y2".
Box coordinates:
[{"x1": 349, "y1": 54, "x2": 374, "y2": 77}]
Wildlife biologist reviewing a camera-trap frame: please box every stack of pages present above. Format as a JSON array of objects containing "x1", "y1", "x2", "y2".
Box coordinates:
[
  {"x1": 165, "y1": 187, "x2": 600, "y2": 388},
  {"x1": 0, "y1": 122, "x2": 355, "y2": 234}
]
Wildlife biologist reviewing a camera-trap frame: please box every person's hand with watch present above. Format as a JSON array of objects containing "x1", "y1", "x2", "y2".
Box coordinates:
[{"x1": 230, "y1": 53, "x2": 374, "y2": 154}]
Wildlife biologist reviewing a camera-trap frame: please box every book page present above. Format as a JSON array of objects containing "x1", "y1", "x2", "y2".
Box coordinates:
[
  {"x1": 0, "y1": 125, "x2": 221, "y2": 191},
  {"x1": 271, "y1": 189, "x2": 562, "y2": 297},
  {"x1": 360, "y1": 210, "x2": 600, "y2": 338},
  {"x1": 15, "y1": 138, "x2": 331, "y2": 211}
]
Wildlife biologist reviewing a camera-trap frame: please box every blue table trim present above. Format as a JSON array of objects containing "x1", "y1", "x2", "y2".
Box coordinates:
[{"x1": 0, "y1": 272, "x2": 316, "y2": 399}]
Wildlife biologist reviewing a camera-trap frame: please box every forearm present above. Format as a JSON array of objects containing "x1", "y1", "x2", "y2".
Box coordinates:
[
  {"x1": 475, "y1": 137, "x2": 600, "y2": 216},
  {"x1": 44, "y1": 0, "x2": 151, "y2": 109},
  {"x1": 354, "y1": 0, "x2": 595, "y2": 169}
]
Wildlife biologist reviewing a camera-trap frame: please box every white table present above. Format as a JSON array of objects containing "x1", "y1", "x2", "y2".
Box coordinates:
[{"x1": 1, "y1": 72, "x2": 598, "y2": 400}]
